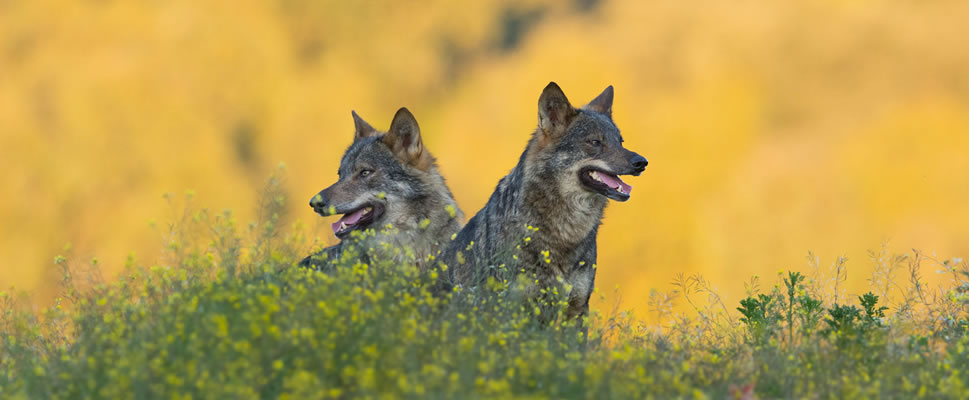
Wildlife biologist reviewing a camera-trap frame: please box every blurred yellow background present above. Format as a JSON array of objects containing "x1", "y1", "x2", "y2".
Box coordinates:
[{"x1": 2, "y1": 0, "x2": 968, "y2": 316}]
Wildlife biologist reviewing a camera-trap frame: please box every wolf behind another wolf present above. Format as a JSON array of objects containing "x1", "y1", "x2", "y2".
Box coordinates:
[
  {"x1": 300, "y1": 108, "x2": 464, "y2": 272},
  {"x1": 438, "y1": 82, "x2": 647, "y2": 319}
]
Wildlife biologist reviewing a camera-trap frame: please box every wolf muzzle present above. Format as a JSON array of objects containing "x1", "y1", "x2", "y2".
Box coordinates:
[
  {"x1": 628, "y1": 152, "x2": 648, "y2": 176},
  {"x1": 309, "y1": 189, "x2": 331, "y2": 215}
]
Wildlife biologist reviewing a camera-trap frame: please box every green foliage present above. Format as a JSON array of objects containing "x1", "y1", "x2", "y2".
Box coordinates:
[
  {"x1": 737, "y1": 293, "x2": 777, "y2": 344},
  {"x1": 3, "y1": 187, "x2": 969, "y2": 399},
  {"x1": 731, "y1": 267, "x2": 969, "y2": 398}
]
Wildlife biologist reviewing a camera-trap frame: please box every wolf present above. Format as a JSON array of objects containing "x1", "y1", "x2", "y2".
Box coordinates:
[
  {"x1": 300, "y1": 108, "x2": 464, "y2": 272},
  {"x1": 439, "y1": 82, "x2": 647, "y2": 320}
]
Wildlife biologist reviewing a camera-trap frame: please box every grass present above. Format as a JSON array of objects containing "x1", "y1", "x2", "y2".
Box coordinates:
[{"x1": 2, "y1": 178, "x2": 969, "y2": 399}]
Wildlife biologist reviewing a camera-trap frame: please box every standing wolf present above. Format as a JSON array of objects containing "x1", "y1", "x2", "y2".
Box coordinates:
[
  {"x1": 440, "y1": 82, "x2": 647, "y2": 319},
  {"x1": 300, "y1": 108, "x2": 464, "y2": 272}
]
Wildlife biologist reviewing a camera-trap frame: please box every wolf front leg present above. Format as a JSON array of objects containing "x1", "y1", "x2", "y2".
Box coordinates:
[{"x1": 566, "y1": 232, "x2": 598, "y2": 323}]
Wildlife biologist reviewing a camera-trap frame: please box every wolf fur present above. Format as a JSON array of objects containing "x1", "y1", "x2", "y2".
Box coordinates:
[
  {"x1": 300, "y1": 108, "x2": 464, "y2": 272},
  {"x1": 439, "y1": 83, "x2": 647, "y2": 319}
]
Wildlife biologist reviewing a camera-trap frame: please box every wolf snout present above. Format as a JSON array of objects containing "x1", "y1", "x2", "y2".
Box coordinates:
[
  {"x1": 630, "y1": 154, "x2": 648, "y2": 175},
  {"x1": 309, "y1": 191, "x2": 329, "y2": 213}
]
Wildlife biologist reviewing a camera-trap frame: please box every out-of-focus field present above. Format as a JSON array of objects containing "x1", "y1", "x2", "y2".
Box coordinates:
[{"x1": 1, "y1": 0, "x2": 967, "y2": 315}]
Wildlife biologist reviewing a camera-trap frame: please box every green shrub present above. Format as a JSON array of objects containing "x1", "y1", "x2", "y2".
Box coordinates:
[{"x1": 3, "y1": 178, "x2": 969, "y2": 399}]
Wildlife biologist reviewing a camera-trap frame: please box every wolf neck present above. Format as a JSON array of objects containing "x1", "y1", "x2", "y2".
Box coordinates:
[
  {"x1": 511, "y1": 138, "x2": 607, "y2": 246},
  {"x1": 416, "y1": 165, "x2": 463, "y2": 237},
  {"x1": 355, "y1": 195, "x2": 460, "y2": 271},
  {"x1": 389, "y1": 165, "x2": 463, "y2": 261}
]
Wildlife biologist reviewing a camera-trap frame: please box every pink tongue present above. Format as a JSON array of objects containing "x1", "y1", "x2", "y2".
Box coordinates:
[
  {"x1": 331, "y1": 208, "x2": 367, "y2": 233},
  {"x1": 598, "y1": 173, "x2": 633, "y2": 194}
]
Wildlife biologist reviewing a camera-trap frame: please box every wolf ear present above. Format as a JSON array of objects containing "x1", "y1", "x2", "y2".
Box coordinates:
[
  {"x1": 383, "y1": 107, "x2": 429, "y2": 168},
  {"x1": 352, "y1": 110, "x2": 379, "y2": 139},
  {"x1": 537, "y1": 82, "x2": 577, "y2": 139},
  {"x1": 584, "y1": 85, "x2": 613, "y2": 116}
]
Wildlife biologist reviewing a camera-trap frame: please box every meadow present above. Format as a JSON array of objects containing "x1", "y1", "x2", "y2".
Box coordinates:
[
  {"x1": 2, "y1": 1, "x2": 969, "y2": 397},
  {"x1": 3, "y1": 0, "x2": 969, "y2": 318},
  {"x1": 2, "y1": 179, "x2": 968, "y2": 399}
]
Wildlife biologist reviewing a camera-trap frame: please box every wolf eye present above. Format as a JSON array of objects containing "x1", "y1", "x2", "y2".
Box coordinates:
[
  {"x1": 359, "y1": 169, "x2": 374, "y2": 177},
  {"x1": 588, "y1": 139, "x2": 602, "y2": 146}
]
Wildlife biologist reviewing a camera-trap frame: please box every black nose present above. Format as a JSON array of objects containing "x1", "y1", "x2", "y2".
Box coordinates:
[
  {"x1": 631, "y1": 155, "x2": 648, "y2": 172},
  {"x1": 309, "y1": 192, "x2": 327, "y2": 209}
]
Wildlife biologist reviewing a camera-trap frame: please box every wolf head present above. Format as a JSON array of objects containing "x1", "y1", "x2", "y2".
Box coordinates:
[
  {"x1": 529, "y1": 82, "x2": 647, "y2": 202},
  {"x1": 309, "y1": 108, "x2": 460, "y2": 240}
]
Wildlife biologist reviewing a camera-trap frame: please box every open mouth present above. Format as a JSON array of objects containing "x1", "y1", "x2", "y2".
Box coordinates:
[
  {"x1": 578, "y1": 167, "x2": 634, "y2": 201},
  {"x1": 330, "y1": 203, "x2": 384, "y2": 239}
]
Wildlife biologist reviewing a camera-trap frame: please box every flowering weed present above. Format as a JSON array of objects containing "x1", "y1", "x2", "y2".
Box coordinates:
[{"x1": 2, "y1": 185, "x2": 969, "y2": 399}]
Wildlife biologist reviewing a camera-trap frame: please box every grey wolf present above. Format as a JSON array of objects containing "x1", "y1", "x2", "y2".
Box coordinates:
[
  {"x1": 439, "y1": 82, "x2": 647, "y2": 319},
  {"x1": 300, "y1": 108, "x2": 464, "y2": 272}
]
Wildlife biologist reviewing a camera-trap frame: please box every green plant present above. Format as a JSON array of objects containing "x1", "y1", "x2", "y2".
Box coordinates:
[{"x1": 3, "y1": 180, "x2": 969, "y2": 399}]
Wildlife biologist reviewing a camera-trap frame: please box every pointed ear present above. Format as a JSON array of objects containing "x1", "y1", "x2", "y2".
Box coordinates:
[
  {"x1": 383, "y1": 107, "x2": 426, "y2": 166},
  {"x1": 537, "y1": 82, "x2": 577, "y2": 138},
  {"x1": 584, "y1": 85, "x2": 613, "y2": 116},
  {"x1": 352, "y1": 110, "x2": 379, "y2": 139}
]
